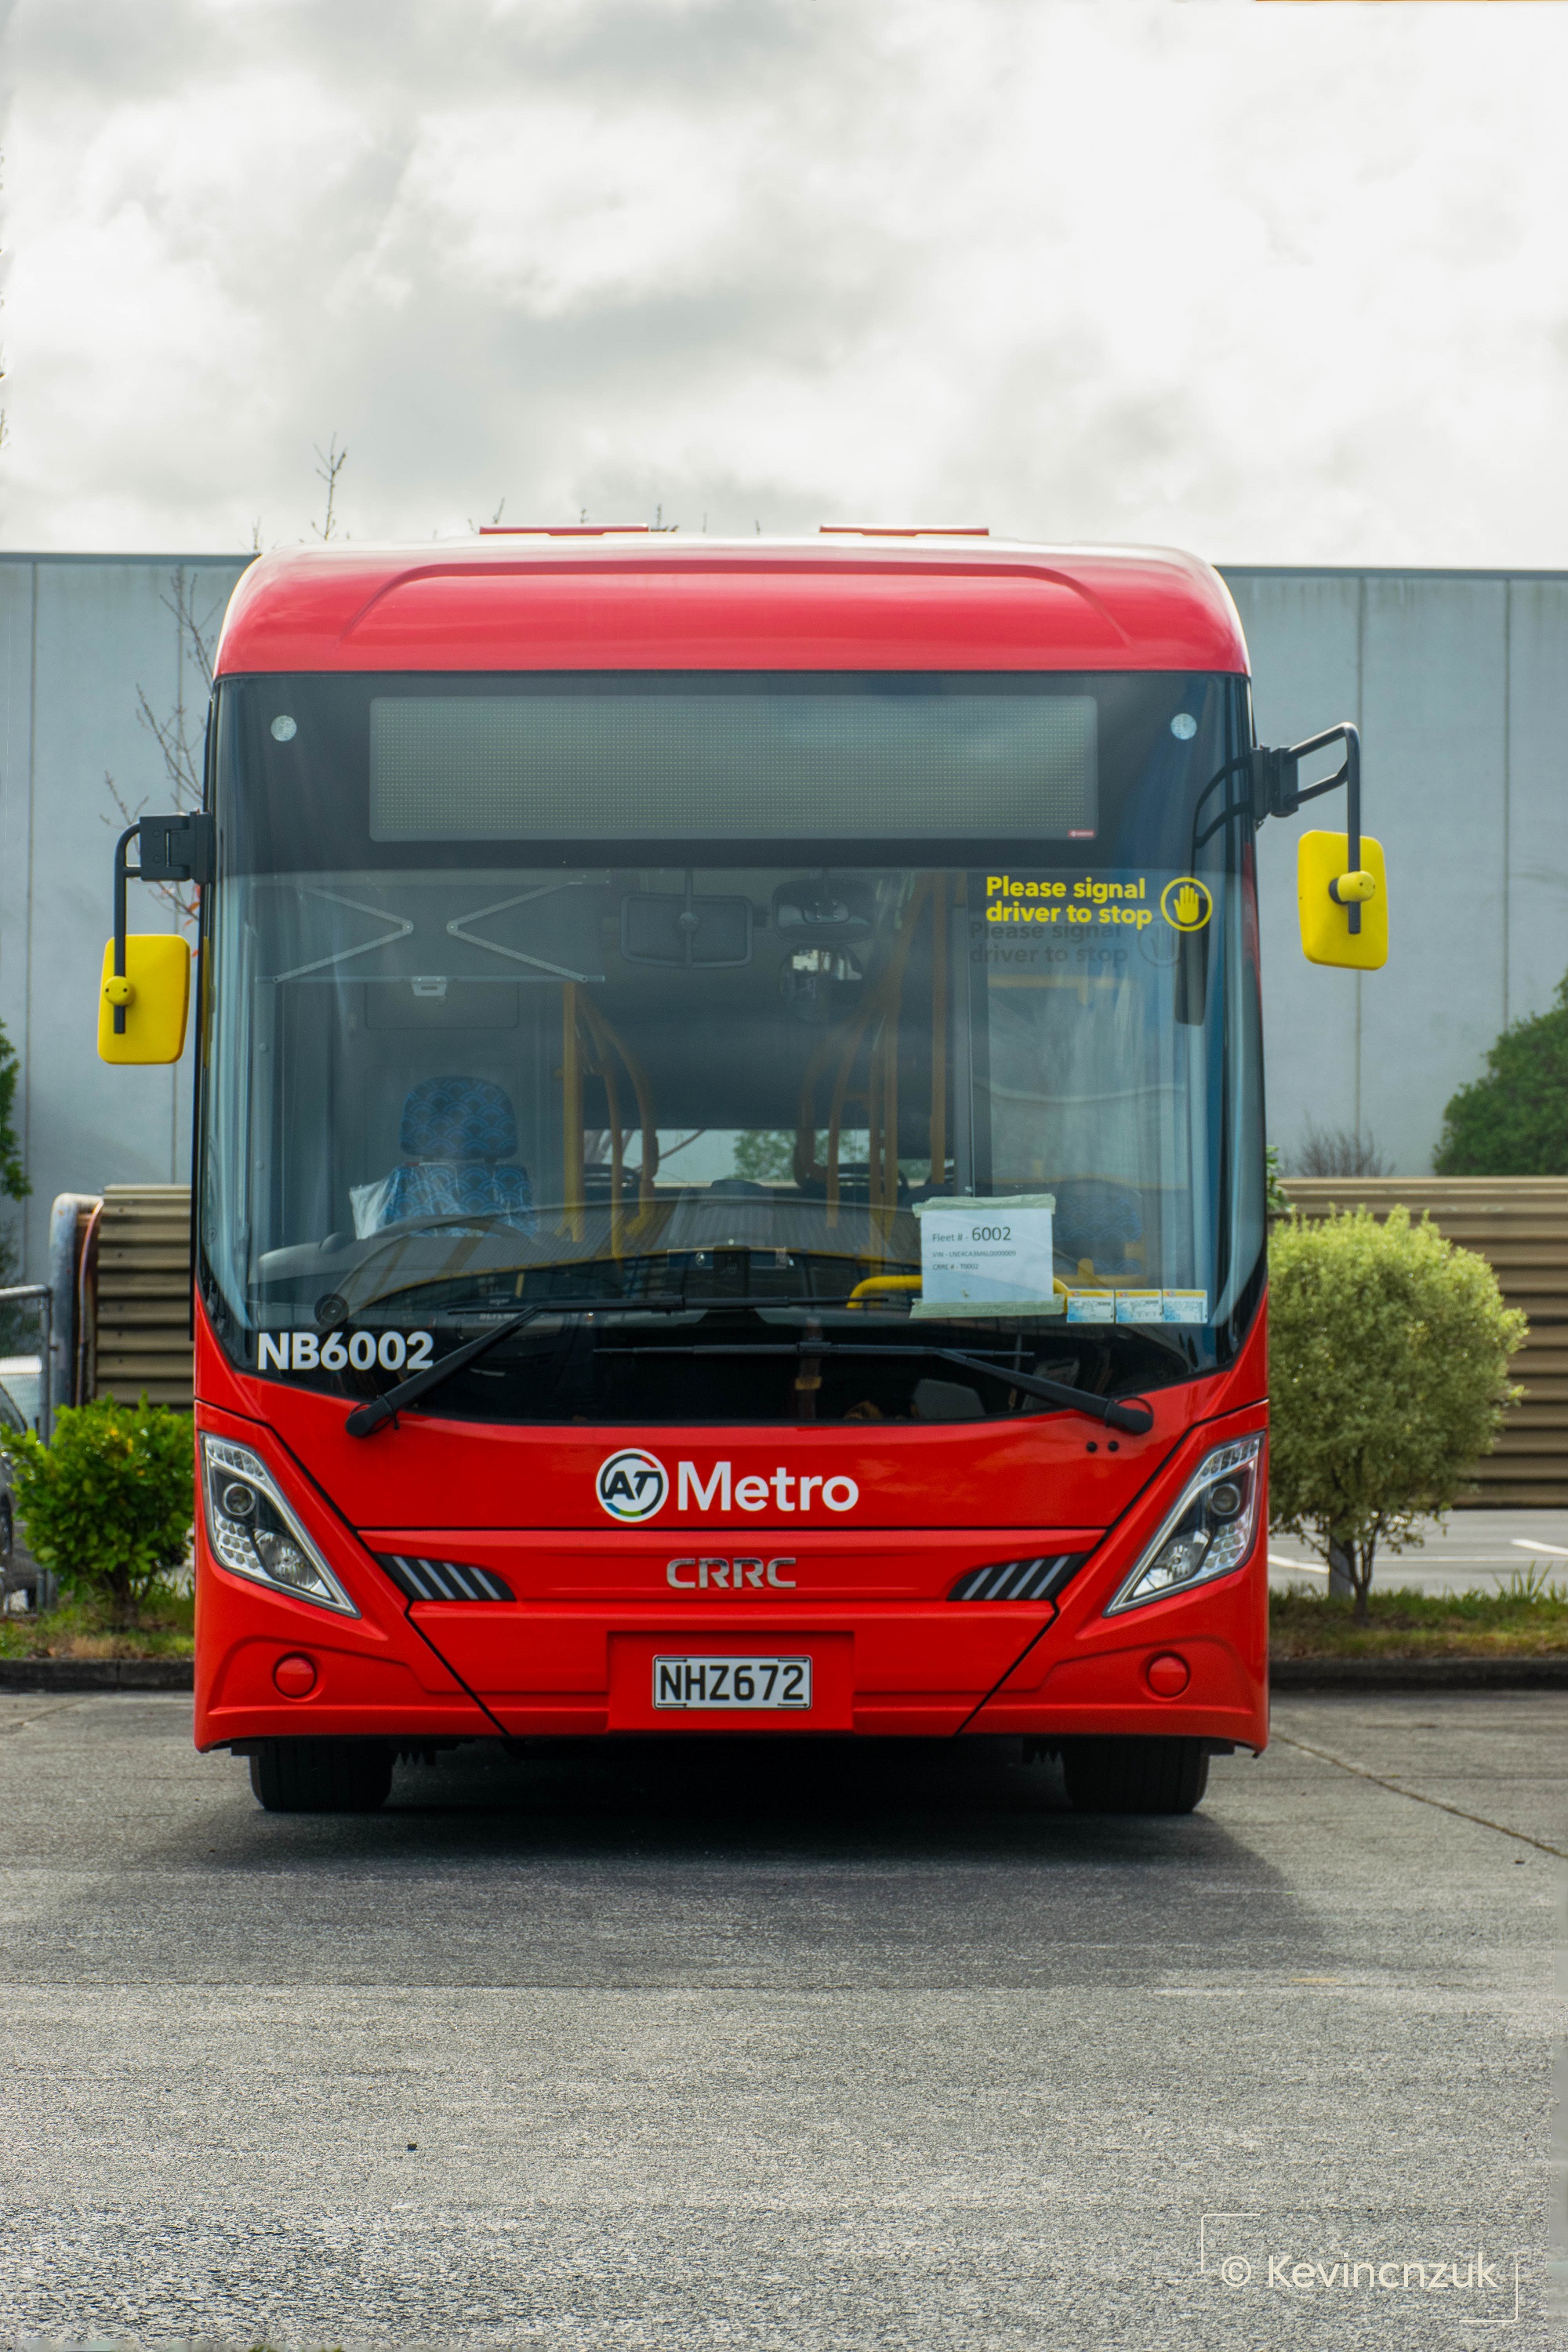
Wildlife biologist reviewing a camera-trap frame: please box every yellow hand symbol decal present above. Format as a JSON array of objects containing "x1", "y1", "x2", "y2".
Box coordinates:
[{"x1": 1160, "y1": 876, "x2": 1212, "y2": 933}]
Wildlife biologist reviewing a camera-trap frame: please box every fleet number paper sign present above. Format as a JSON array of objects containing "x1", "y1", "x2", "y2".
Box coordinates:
[{"x1": 915, "y1": 1196, "x2": 1057, "y2": 1312}]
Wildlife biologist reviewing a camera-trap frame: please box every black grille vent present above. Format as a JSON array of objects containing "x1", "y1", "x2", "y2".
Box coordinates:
[
  {"x1": 376, "y1": 1554, "x2": 515, "y2": 1602},
  {"x1": 949, "y1": 1553, "x2": 1087, "y2": 1602}
]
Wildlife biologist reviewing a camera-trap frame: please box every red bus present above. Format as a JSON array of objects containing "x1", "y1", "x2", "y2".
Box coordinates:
[{"x1": 100, "y1": 530, "x2": 1385, "y2": 1815}]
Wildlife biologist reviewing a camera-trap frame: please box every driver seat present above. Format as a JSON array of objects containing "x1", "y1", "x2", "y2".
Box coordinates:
[{"x1": 351, "y1": 1074, "x2": 537, "y2": 1237}]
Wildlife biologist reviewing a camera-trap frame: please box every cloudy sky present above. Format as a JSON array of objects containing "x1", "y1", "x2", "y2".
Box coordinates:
[{"x1": 2, "y1": 0, "x2": 1566, "y2": 563}]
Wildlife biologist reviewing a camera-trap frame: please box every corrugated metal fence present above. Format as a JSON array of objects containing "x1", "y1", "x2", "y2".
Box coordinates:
[
  {"x1": 56, "y1": 1177, "x2": 1568, "y2": 1505},
  {"x1": 85, "y1": 1185, "x2": 193, "y2": 1410},
  {"x1": 1279, "y1": 1178, "x2": 1568, "y2": 1509}
]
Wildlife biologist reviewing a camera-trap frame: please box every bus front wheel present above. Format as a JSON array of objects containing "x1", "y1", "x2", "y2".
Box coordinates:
[
  {"x1": 248, "y1": 1737, "x2": 394, "y2": 1813},
  {"x1": 1059, "y1": 1736, "x2": 1209, "y2": 1816}
]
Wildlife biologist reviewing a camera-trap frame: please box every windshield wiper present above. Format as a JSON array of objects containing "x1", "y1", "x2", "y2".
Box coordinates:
[
  {"x1": 343, "y1": 1296, "x2": 701, "y2": 1438},
  {"x1": 347, "y1": 1306, "x2": 1156, "y2": 1440},
  {"x1": 924, "y1": 1346, "x2": 1154, "y2": 1433},
  {"x1": 606, "y1": 1334, "x2": 1155, "y2": 1435}
]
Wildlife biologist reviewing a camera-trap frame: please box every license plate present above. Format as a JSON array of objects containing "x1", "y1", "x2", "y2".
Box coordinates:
[{"x1": 652, "y1": 1656, "x2": 812, "y2": 1711}]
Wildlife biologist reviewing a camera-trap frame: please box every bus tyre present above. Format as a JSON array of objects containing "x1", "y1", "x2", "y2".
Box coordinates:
[
  {"x1": 248, "y1": 1737, "x2": 394, "y2": 1813},
  {"x1": 1060, "y1": 1736, "x2": 1209, "y2": 1816}
]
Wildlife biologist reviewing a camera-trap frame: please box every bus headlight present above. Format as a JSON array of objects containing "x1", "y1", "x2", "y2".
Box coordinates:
[
  {"x1": 200, "y1": 1435, "x2": 359, "y2": 1616},
  {"x1": 1104, "y1": 1434, "x2": 1263, "y2": 1615}
]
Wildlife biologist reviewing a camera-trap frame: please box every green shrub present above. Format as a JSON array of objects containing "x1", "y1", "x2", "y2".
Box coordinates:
[
  {"x1": 4, "y1": 1397, "x2": 194, "y2": 1628},
  {"x1": 1269, "y1": 1206, "x2": 1526, "y2": 1619},
  {"x1": 1434, "y1": 972, "x2": 1568, "y2": 1172}
]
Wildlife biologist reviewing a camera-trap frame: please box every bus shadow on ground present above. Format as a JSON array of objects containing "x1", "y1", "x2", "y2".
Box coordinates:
[
  {"x1": 197, "y1": 1736, "x2": 1319, "y2": 1990},
  {"x1": 258, "y1": 1729, "x2": 1278, "y2": 1873}
]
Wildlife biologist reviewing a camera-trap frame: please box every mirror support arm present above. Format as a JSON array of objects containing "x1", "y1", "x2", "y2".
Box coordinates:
[
  {"x1": 111, "y1": 825, "x2": 140, "y2": 1034},
  {"x1": 1254, "y1": 724, "x2": 1363, "y2": 935},
  {"x1": 109, "y1": 812, "x2": 216, "y2": 1035}
]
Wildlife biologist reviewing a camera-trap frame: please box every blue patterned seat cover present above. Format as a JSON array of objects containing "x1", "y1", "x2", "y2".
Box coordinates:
[{"x1": 350, "y1": 1075, "x2": 537, "y2": 1238}]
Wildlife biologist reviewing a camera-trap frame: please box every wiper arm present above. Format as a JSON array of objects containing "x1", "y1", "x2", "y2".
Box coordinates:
[
  {"x1": 346, "y1": 1301, "x2": 556, "y2": 1436},
  {"x1": 927, "y1": 1348, "x2": 1153, "y2": 1435},
  {"x1": 343, "y1": 1294, "x2": 705, "y2": 1438},
  {"x1": 611, "y1": 1334, "x2": 1155, "y2": 1436}
]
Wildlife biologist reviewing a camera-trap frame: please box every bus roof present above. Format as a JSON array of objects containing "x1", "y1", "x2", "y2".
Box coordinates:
[{"x1": 214, "y1": 535, "x2": 1248, "y2": 679}]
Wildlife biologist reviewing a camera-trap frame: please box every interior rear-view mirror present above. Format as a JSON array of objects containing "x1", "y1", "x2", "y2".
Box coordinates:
[{"x1": 771, "y1": 880, "x2": 876, "y2": 944}]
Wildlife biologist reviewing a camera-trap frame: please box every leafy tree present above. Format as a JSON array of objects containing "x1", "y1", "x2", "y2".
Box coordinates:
[
  {"x1": 732, "y1": 1129, "x2": 795, "y2": 1182},
  {"x1": 3, "y1": 1397, "x2": 193, "y2": 1629},
  {"x1": 1269, "y1": 1206, "x2": 1526, "y2": 1620},
  {"x1": 1294, "y1": 1123, "x2": 1388, "y2": 1178},
  {"x1": 1434, "y1": 972, "x2": 1568, "y2": 1173}
]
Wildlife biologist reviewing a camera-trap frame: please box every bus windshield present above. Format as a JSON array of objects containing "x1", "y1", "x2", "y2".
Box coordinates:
[{"x1": 201, "y1": 669, "x2": 1264, "y2": 1425}]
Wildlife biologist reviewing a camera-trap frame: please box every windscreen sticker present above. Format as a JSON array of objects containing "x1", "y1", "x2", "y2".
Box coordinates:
[
  {"x1": 984, "y1": 872, "x2": 1212, "y2": 934},
  {"x1": 1065, "y1": 1290, "x2": 1114, "y2": 1324},
  {"x1": 1114, "y1": 1290, "x2": 1163, "y2": 1324},
  {"x1": 1159, "y1": 877, "x2": 1212, "y2": 932},
  {"x1": 1161, "y1": 1290, "x2": 1209, "y2": 1323},
  {"x1": 986, "y1": 873, "x2": 1152, "y2": 931}
]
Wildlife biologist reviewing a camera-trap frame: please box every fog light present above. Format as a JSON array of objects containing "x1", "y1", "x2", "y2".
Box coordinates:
[{"x1": 273, "y1": 1652, "x2": 318, "y2": 1697}]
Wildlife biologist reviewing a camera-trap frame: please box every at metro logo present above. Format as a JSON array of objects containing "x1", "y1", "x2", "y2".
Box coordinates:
[
  {"x1": 677, "y1": 1461, "x2": 860, "y2": 1515},
  {"x1": 594, "y1": 1450, "x2": 861, "y2": 1519}
]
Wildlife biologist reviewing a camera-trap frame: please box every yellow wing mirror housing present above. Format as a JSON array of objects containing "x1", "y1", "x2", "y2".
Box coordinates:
[
  {"x1": 96, "y1": 811, "x2": 212, "y2": 1064},
  {"x1": 98, "y1": 935, "x2": 192, "y2": 1064},
  {"x1": 1297, "y1": 830, "x2": 1388, "y2": 971}
]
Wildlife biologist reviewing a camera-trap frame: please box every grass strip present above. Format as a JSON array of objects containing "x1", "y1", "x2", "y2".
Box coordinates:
[
  {"x1": 1270, "y1": 1576, "x2": 1568, "y2": 1660},
  {"x1": 0, "y1": 1581, "x2": 194, "y2": 1661}
]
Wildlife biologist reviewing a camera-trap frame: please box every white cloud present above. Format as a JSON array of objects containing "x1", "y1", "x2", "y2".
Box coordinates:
[{"x1": 3, "y1": 0, "x2": 1567, "y2": 560}]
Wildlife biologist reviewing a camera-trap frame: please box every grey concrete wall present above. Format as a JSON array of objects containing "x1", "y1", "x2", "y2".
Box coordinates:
[
  {"x1": 1229, "y1": 568, "x2": 1568, "y2": 1177},
  {"x1": 0, "y1": 555, "x2": 249, "y2": 1284},
  {"x1": 0, "y1": 554, "x2": 1559, "y2": 1286}
]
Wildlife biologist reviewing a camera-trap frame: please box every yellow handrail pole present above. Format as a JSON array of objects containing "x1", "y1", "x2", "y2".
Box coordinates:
[
  {"x1": 561, "y1": 983, "x2": 585, "y2": 1242},
  {"x1": 797, "y1": 1004, "x2": 869, "y2": 1199},
  {"x1": 929, "y1": 875, "x2": 947, "y2": 1184},
  {"x1": 800, "y1": 877, "x2": 930, "y2": 1224},
  {"x1": 582, "y1": 998, "x2": 659, "y2": 1229},
  {"x1": 793, "y1": 1030, "x2": 835, "y2": 1189},
  {"x1": 873, "y1": 876, "x2": 929, "y2": 1237},
  {"x1": 825, "y1": 1025, "x2": 867, "y2": 1229},
  {"x1": 866, "y1": 1022, "x2": 883, "y2": 1220},
  {"x1": 881, "y1": 1004, "x2": 898, "y2": 1216},
  {"x1": 571, "y1": 1008, "x2": 625, "y2": 1258},
  {"x1": 602, "y1": 1059, "x2": 625, "y2": 1260},
  {"x1": 846, "y1": 1273, "x2": 921, "y2": 1308}
]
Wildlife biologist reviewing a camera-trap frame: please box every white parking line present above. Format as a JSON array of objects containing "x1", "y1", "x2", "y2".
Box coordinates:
[
  {"x1": 1511, "y1": 1538, "x2": 1568, "y2": 1556},
  {"x1": 1269, "y1": 1553, "x2": 1326, "y2": 1573}
]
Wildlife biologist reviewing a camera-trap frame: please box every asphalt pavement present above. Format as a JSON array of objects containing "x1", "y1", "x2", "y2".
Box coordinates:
[
  {"x1": 1268, "y1": 1505, "x2": 1568, "y2": 1592},
  {"x1": 0, "y1": 1695, "x2": 1559, "y2": 2350}
]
